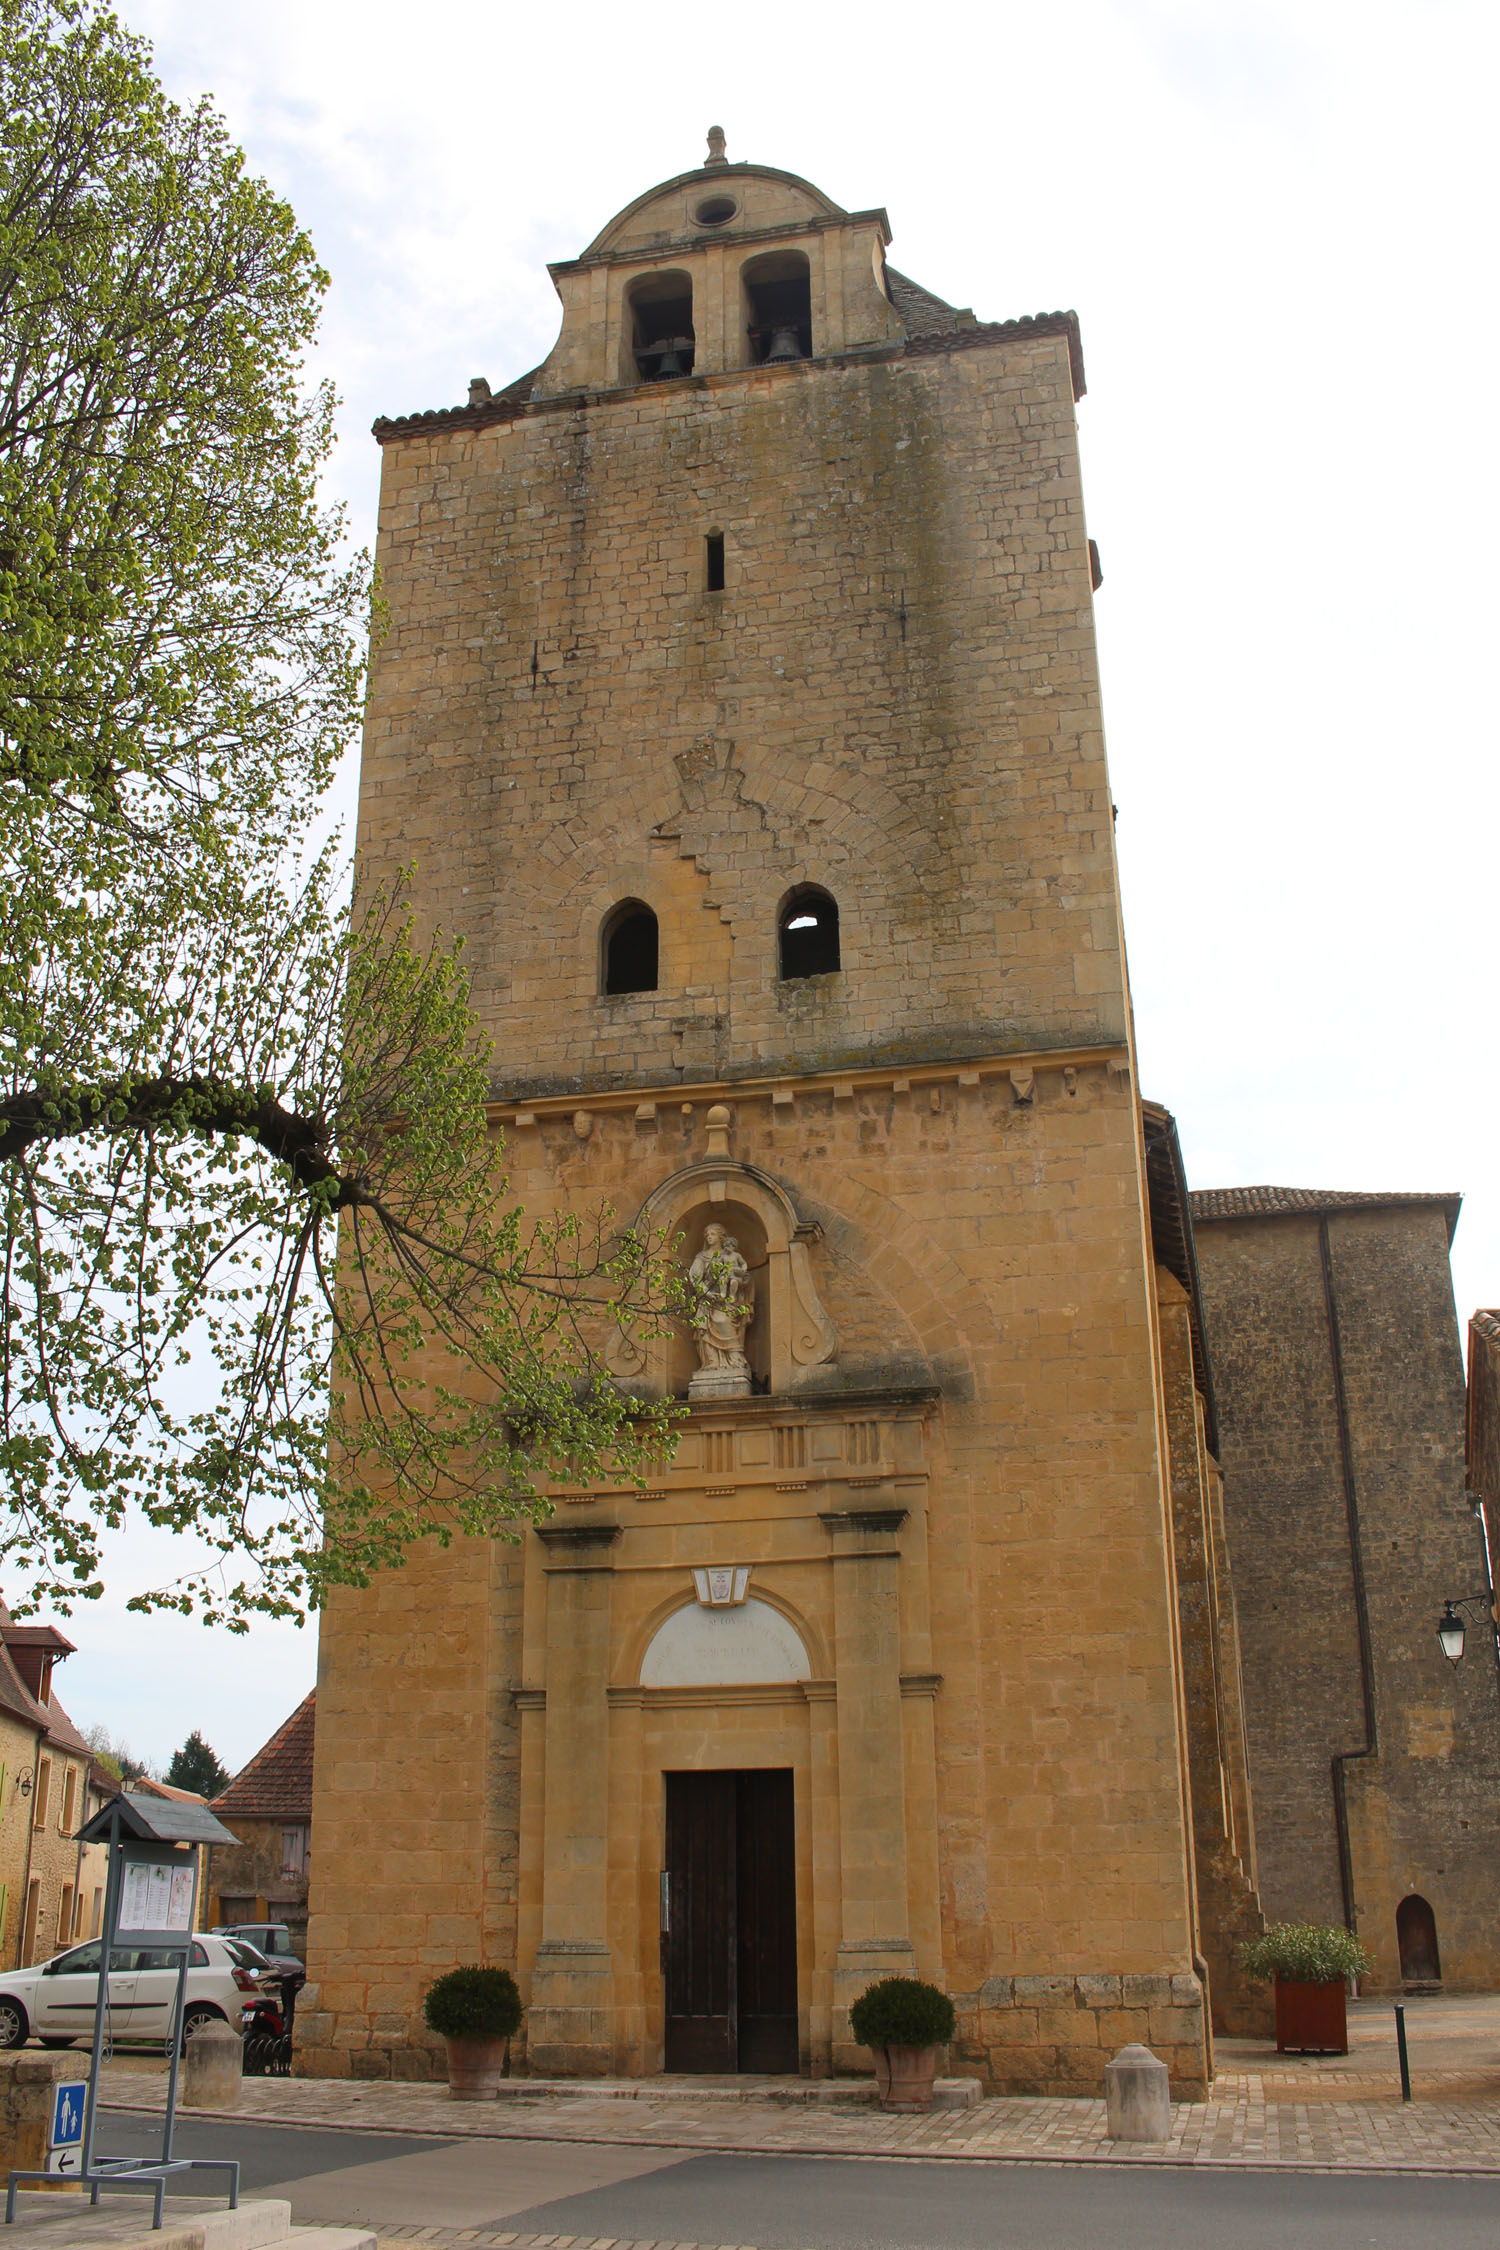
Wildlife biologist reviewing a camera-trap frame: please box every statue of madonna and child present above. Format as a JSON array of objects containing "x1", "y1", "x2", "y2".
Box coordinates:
[{"x1": 685, "y1": 1222, "x2": 756, "y2": 1398}]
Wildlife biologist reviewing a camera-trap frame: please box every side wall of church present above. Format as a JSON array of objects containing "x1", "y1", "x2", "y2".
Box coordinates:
[{"x1": 1194, "y1": 1205, "x2": 1500, "y2": 1991}]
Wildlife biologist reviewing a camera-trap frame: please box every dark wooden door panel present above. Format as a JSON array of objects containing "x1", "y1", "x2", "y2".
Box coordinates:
[
  {"x1": 736, "y1": 1768, "x2": 798, "y2": 2072},
  {"x1": 662, "y1": 1768, "x2": 799, "y2": 2075},
  {"x1": 664, "y1": 1770, "x2": 735, "y2": 2071}
]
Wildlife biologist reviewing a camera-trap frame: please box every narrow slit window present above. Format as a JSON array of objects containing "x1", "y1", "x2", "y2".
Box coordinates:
[
  {"x1": 778, "y1": 888, "x2": 839, "y2": 979},
  {"x1": 602, "y1": 901, "x2": 659, "y2": 995},
  {"x1": 706, "y1": 534, "x2": 725, "y2": 592}
]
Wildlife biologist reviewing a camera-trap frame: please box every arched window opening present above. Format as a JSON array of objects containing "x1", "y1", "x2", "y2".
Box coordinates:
[
  {"x1": 778, "y1": 888, "x2": 839, "y2": 981},
  {"x1": 1396, "y1": 1894, "x2": 1442, "y2": 1986},
  {"x1": 743, "y1": 251, "x2": 812, "y2": 365},
  {"x1": 627, "y1": 271, "x2": 695, "y2": 382},
  {"x1": 602, "y1": 901, "x2": 659, "y2": 996}
]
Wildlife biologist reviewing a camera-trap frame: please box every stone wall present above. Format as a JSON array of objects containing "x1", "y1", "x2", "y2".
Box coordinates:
[
  {"x1": 302, "y1": 1062, "x2": 1209, "y2": 2096},
  {"x1": 1193, "y1": 1199, "x2": 1500, "y2": 1992},
  {"x1": 305, "y1": 165, "x2": 1208, "y2": 2097},
  {"x1": 355, "y1": 331, "x2": 1122, "y2": 1103}
]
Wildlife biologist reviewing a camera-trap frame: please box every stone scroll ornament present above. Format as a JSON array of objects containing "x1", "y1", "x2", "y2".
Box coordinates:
[{"x1": 686, "y1": 1223, "x2": 755, "y2": 1398}]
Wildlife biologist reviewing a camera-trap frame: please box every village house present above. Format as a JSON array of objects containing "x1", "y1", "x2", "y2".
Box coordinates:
[
  {"x1": 209, "y1": 1693, "x2": 314, "y2": 1952},
  {"x1": 0, "y1": 1614, "x2": 108, "y2": 1968}
]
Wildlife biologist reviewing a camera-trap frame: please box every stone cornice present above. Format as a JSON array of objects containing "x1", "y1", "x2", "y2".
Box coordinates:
[
  {"x1": 373, "y1": 312, "x2": 1084, "y2": 445},
  {"x1": 490, "y1": 1042, "x2": 1129, "y2": 1129}
]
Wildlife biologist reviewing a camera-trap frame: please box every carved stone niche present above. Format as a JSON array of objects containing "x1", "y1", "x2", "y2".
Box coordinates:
[{"x1": 609, "y1": 1160, "x2": 837, "y2": 1401}]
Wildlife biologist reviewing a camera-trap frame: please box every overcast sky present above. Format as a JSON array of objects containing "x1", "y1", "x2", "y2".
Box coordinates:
[{"x1": 52, "y1": 0, "x2": 1498, "y2": 1770}]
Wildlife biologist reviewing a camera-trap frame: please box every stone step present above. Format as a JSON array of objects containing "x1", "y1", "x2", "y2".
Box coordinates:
[
  {"x1": 275, "y1": 2232, "x2": 377, "y2": 2248},
  {"x1": 0, "y1": 2194, "x2": 373, "y2": 2250},
  {"x1": 486, "y1": 2073, "x2": 981, "y2": 2110}
]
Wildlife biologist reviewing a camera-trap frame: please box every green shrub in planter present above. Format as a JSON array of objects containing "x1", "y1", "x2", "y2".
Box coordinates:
[
  {"x1": 423, "y1": 1965, "x2": 524, "y2": 2040},
  {"x1": 1237, "y1": 1924, "x2": 1371, "y2": 1987},
  {"x1": 849, "y1": 1975, "x2": 956, "y2": 2050}
]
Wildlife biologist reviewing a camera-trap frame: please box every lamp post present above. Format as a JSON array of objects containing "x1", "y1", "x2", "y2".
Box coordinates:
[{"x1": 1435, "y1": 1594, "x2": 1495, "y2": 1667}]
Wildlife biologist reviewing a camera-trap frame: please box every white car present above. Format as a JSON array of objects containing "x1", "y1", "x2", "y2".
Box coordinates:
[{"x1": 0, "y1": 1933, "x2": 263, "y2": 2049}]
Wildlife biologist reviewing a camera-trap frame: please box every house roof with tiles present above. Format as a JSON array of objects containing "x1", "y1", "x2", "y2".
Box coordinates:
[
  {"x1": 211, "y1": 1691, "x2": 315, "y2": 1823},
  {"x1": 1189, "y1": 1184, "x2": 1462, "y2": 1242}
]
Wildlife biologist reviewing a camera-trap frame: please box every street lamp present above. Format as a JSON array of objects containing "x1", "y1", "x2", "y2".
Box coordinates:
[{"x1": 1436, "y1": 1594, "x2": 1495, "y2": 1666}]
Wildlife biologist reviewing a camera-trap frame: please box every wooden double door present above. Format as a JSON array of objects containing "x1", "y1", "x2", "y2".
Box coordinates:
[{"x1": 663, "y1": 1769, "x2": 798, "y2": 2073}]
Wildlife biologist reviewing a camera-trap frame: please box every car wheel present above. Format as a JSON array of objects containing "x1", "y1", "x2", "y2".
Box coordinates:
[
  {"x1": 180, "y1": 2005, "x2": 223, "y2": 2044},
  {"x1": 39, "y1": 2036, "x2": 75, "y2": 2049},
  {"x1": 0, "y1": 2000, "x2": 28, "y2": 2049}
]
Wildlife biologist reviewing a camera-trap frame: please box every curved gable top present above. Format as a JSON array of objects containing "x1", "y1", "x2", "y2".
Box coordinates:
[{"x1": 579, "y1": 160, "x2": 852, "y2": 262}]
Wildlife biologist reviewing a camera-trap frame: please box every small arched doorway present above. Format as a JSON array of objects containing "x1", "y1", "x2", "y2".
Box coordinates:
[{"x1": 1396, "y1": 1894, "x2": 1442, "y2": 1986}]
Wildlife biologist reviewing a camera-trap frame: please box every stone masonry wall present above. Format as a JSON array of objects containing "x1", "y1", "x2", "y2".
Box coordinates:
[
  {"x1": 1194, "y1": 1204, "x2": 1500, "y2": 1991},
  {"x1": 302, "y1": 1062, "x2": 1209, "y2": 2095},
  {"x1": 306, "y1": 245, "x2": 1206, "y2": 2094},
  {"x1": 356, "y1": 331, "x2": 1120, "y2": 1099}
]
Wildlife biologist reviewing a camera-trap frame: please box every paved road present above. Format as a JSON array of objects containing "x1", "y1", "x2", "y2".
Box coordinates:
[{"x1": 94, "y1": 2114, "x2": 1498, "y2": 2247}]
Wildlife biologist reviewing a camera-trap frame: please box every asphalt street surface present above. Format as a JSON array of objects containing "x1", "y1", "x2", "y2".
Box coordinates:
[{"x1": 94, "y1": 2115, "x2": 1498, "y2": 2247}]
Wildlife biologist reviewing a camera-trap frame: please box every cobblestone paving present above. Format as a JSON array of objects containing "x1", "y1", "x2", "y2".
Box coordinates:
[{"x1": 99, "y1": 2065, "x2": 1500, "y2": 2178}]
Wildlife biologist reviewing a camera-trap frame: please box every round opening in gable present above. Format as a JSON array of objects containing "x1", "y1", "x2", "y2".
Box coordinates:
[{"x1": 693, "y1": 196, "x2": 738, "y2": 227}]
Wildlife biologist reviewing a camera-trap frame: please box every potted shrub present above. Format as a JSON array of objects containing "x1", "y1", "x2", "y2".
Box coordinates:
[
  {"x1": 1237, "y1": 1924, "x2": 1371, "y2": 2055},
  {"x1": 849, "y1": 1975, "x2": 957, "y2": 2112},
  {"x1": 422, "y1": 1965, "x2": 524, "y2": 2099}
]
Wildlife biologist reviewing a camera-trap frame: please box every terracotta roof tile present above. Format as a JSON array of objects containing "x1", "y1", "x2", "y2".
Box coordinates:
[
  {"x1": 212, "y1": 1691, "x2": 314, "y2": 1822},
  {"x1": 0, "y1": 1639, "x2": 45, "y2": 1732},
  {"x1": 133, "y1": 1776, "x2": 207, "y2": 1806},
  {"x1": 1190, "y1": 1184, "x2": 1462, "y2": 1237},
  {"x1": 39, "y1": 1692, "x2": 92, "y2": 1758}
]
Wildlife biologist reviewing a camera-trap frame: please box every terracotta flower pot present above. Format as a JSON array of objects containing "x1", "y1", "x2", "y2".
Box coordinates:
[
  {"x1": 1274, "y1": 1978, "x2": 1348, "y2": 2055},
  {"x1": 443, "y1": 2032, "x2": 510, "y2": 2098},
  {"x1": 874, "y1": 2043, "x2": 941, "y2": 2112}
]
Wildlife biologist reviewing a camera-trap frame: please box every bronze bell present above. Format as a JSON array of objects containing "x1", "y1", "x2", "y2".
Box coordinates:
[
  {"x1": 653, "y1": 336, "x2": 691, "y2": 378},
  {"x1": 764, "y1": 323, "x2": 802, "y2": 364}
]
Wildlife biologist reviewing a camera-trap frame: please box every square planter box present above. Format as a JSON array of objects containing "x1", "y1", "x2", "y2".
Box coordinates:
[{"x1": 1274, "y1": 1978, "x2": 1348, "y2": 2054}]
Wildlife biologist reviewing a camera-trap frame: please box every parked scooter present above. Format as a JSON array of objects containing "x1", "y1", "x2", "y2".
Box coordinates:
[{"x1": 241, "y1": 1990, "x2": 286, "y2": 2040}]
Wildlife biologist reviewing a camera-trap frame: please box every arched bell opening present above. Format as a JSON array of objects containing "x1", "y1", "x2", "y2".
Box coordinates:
[
  {"x1": 1396, "y1": 1894, "x2": 1442, "y2": 1986},
  {"x1": 742, "y1": 250, "x2": 812, "y2": 366},
  {"x1": 601, "y1": 899, "x2": 659, "y2": 995},
  {"x1": 667, "y1": 1201, "x2": 771, "y2": 1397},
  {"x1": 778, "y1": 885, "x2": 839, "y2": 980},
  {"x1": 625, "y1": 270, "x2": 695, "y2": 384}
]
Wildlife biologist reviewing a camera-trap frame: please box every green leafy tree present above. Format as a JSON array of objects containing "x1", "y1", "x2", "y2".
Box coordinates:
[
  {"x1": 164, "y1": 1728, "x2": 230, "y2": 1797},
  {"x1": 0, "y1": 0, "x2": 678, "y2": 1629}
]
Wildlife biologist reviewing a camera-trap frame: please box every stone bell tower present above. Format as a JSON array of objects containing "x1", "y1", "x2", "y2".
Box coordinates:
[{"x1": 302, "y1": 131, "x2": 1243, "y2": 2095}]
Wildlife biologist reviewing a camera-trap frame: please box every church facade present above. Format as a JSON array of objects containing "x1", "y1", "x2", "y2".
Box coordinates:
[{"x1": 297, "y1": 136, "x2": 1263, "y2": 2094}]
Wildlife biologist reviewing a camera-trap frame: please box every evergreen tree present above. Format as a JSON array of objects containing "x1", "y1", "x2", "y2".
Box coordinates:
[{"x1": 164, "y1": 1730, "x2": 229, "y2": 1798}]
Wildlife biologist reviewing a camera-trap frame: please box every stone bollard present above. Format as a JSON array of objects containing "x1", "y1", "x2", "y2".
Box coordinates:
[
  {"x1": 1104, "y1": 2042, "x2": 1172, "y2": 2142},
  {"x1": 182, "y1": 2019, "x2": 243, "y2": 2109},
  {"x1": 0, "y1": 2051, "x2": 76, "y2": 2178}
]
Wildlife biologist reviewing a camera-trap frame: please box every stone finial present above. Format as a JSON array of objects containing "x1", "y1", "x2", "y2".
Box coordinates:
[
  {"x1": 705, "y1": 125, "x2": 728, "y2": 168},
  {"x1": 705, "y1": 1103, "x2": 732, "y2": 1158},
  {"x1": 468, "y1": 377, "x2": 492, "y2": 407}
]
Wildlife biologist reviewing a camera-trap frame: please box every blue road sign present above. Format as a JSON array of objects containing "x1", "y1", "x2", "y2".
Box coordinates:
[{"x1": 49, "y1": 2080, "x2": 85, "y2": 2150}]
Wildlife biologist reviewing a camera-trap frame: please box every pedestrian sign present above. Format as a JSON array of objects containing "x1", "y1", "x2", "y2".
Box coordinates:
[{"x1": 49, "y1": 2080, "x2": 85, "y2": 2151}]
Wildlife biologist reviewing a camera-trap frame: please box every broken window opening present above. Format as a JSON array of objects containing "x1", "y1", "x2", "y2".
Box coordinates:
[
  {"x1": 778, "y1": 887, "x2": 839, "y2": 980},
  {"x1": 743, "y1": 251, "x2": 813, "y2": 366},
  {"x1": 602, "y1": 901, "x2": 659, "y2": 995},
  {"x1": 627, "y1": 272, "x2": 695, "y2": 383},
  {"x1": 706, "y1": 533, "x2": 725, "y2": 592}
]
